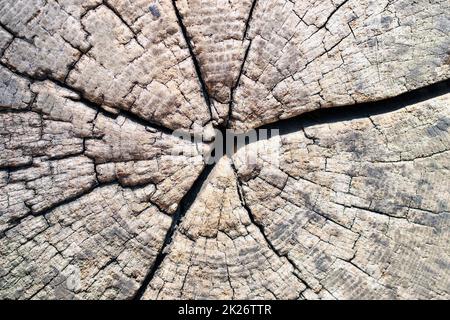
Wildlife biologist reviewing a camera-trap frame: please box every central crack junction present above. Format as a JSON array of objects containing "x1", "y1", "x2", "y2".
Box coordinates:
[{"x1": 130, "y1": 0, "x2": 450, "y2": 300}]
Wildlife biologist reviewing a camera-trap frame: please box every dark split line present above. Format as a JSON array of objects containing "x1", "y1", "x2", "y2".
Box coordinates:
[
  {"x1": 226, "y1": 0, "x2": 259, "y2": 128},
  {"x1": 133, "y1": 162, "x2": 216, "y2": 300},
  {"x1": 132, "y1": 0, "x2": 450, "y2": 298},
  {"x1": 133, "y1": 2, "x2": 264, "y2": 299},
  {"x1": 0, "y1": 61, "x2": 175, "y2": 137},
  {"x1": 131, "y1": 79, "x2": 450, "y2": 298},
  {"x1": 3, "y1": 0, "x2": 445, "y2": 299},
  {"x1": 170, "y1": 0, "x2": 212, "y2": 115},
  {"x1": 259, "y1": 79, "x2": 450, "y2": 137}
]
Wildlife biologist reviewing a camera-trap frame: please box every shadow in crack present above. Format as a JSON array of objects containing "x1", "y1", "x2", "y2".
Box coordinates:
[
  {"x1": 132, "y1": 62, "x2": 450, "y2": 301},
  {"x1": 259, "y1": 79, "x2": 450, "y2": 136},
  {"x1": 132, "y1": 161, "x2": 216, "y2": 300}
]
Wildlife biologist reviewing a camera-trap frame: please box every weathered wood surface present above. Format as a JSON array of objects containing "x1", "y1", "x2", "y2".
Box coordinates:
[{"x1": 0, "y1": 0, "x2": 448, "y2": 299}]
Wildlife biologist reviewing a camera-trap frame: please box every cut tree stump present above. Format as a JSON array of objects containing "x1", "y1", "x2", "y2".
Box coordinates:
[{"x1": 0, "y1": 0, "x2": 449, "y2": 300}]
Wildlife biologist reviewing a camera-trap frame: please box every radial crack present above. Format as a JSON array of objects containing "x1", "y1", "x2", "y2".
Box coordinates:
[
  {"x1": 132, "y1": 161, "x2": 216, "y2": 300},
  {"x1": 0, "y1": 61, "x2": 175, "y2": 136},
  {"x1": 255, "y1": 79, "x2": 450, "y2": 136},
  {"x1": 242, "y1": 0, "x2": 258, "y2": 39},
  {"x1": 230, "y1": 159, "x2": 314, "y2": 294},
  {"x1": 227, "y1": 41, "x2": 252, "y2": 128},
  {"x1": 226, "y1": 0, "x2": 258, "y2": 128},
  {"x1": 170, "y1": 0, "x2": 212, "y2": 115}
]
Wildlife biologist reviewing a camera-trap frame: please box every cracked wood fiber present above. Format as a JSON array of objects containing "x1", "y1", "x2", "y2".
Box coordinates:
[{"x1": 0, "y1": 0, "x2": 449, "y2": 300}]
